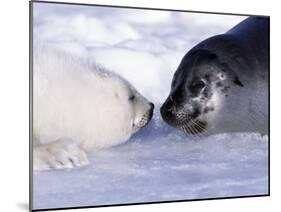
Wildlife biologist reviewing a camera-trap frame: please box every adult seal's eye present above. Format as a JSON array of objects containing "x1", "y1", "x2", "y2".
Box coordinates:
[{"x1": 190, "y1": 80, "x2": 205, "y2": 90}]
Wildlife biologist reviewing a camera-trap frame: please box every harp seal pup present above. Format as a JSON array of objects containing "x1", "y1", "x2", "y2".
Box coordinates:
[
  {"x1": 33, "y1": 48, "x2": 154, "y2": 170},
  {"x1": 160, "y1": 16, "x2": 269, "y2": 135}
]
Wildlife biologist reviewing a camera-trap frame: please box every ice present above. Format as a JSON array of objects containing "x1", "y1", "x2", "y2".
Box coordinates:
[
  {"x1": 33, "y1": 111, "x2": 268, "y2": 209},
  {"x1": 32, "y1": 2, "x2": 268, "y2": 210}
]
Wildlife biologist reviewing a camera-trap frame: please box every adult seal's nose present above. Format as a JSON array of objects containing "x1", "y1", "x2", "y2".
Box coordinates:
[{"x1": 160, "y1": 102, "x2": 172, "y2": 121}]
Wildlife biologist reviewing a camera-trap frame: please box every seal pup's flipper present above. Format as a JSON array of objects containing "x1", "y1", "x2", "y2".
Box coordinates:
[{"x1": 33, "y1": 138, "x2": 89, "y2": 170}]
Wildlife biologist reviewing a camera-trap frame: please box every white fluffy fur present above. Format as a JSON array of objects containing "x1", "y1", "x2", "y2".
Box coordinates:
[{"x1": 33, "y1": 48, "x2": 152, "y2": 170}]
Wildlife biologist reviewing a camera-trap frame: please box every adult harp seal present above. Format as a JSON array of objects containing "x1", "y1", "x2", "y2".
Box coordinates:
[{"x1": 160, "y1": 17, "x2": 269, "y2": 135}]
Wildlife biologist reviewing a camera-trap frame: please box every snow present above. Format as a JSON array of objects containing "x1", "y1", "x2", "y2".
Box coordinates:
[{"x1": 32, "y1": 2, "x2": 268, "y2": 210}]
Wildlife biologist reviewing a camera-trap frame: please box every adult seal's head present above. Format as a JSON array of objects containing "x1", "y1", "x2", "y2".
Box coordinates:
[{"x1": 160, "y1": 17, "x2": 269, "y2": 135}]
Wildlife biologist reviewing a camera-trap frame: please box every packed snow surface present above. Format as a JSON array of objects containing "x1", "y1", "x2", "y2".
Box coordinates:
[{"x1": 32, "y1": 2, "x2": 268, "y2": 209}]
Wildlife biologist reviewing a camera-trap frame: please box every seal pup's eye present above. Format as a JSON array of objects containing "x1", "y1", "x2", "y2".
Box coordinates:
[{"x1": 129, "y1": 95, "x2": 135, "y2": 101}]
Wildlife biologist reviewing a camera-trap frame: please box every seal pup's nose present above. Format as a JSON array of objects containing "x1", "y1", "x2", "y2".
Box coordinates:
[
  {"x1": 149, "y1": 102, "x2": 154, "y2": 111},
  {"x1": 148, "y1": 102, "x2": 154, "y2": 121}
]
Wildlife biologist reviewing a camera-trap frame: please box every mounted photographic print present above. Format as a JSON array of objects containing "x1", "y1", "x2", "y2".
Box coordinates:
[{"x1": 30, "y1": 1, "x2": 269, "y2": 211}]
